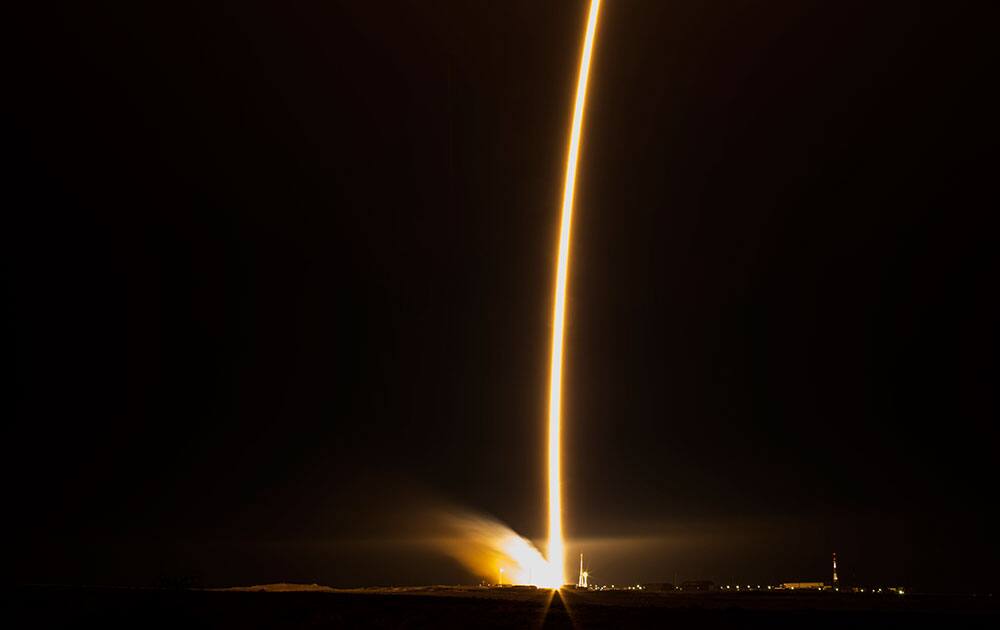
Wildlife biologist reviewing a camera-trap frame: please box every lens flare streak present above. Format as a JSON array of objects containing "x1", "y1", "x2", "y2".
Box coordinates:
[{"x1": 547, "y1": 0, "x2": 601, "y2": 587}]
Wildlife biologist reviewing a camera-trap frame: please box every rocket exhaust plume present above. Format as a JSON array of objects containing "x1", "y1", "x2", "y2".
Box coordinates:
[
  {"x1": 547, "y1": 0, "x2": 601, "y2": 586},
  {"x1": 429, "y1": 1, "x2": 602, "y2": 591}
]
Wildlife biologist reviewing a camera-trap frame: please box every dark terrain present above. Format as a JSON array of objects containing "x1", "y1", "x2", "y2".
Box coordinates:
[{"x1": 15, "y1": 585, "x2": 998, "y2": 629}]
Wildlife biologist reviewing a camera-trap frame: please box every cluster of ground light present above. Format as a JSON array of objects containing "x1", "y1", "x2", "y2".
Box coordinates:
[{"x1": 15, "y1": 584, "x2": 997, "y2": 629}]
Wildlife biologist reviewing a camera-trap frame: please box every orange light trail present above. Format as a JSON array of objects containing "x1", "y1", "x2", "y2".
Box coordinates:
[{"x1": 547, "y1": 0, "x2": 601, "y2": 588}]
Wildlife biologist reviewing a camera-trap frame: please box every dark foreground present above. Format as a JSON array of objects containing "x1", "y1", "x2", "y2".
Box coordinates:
[{"x1": 15, "y1": 585, "x2": 998, "y2": 629}]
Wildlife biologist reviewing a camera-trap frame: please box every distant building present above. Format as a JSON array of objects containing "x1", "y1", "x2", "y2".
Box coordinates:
[
  {"x1": 641, "y1": 583, "x2": 675, "y2": 592},
  {"x1": 781, "y1": 582, "x2": 825, "y2": 590},
  {"x1": 680, "y1": 580, "x2": 714, "y2": 591}
]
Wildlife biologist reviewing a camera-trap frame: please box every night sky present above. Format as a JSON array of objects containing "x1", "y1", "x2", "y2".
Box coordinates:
[{"x1": 10, "y1": 1, "x2": 997, "y2": 592}]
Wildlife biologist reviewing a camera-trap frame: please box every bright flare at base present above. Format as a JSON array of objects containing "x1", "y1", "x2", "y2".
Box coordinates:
[{"x1": 547, "y1": 0, "x2": 601, "y2": 587}]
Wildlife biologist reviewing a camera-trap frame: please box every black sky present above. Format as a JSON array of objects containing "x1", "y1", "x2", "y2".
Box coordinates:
[{"x1": 9, "y1": 1, "x2": 998, "y2": 592}]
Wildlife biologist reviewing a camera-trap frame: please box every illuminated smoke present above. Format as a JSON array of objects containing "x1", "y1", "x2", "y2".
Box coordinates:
[
  {"x1": 434, "y1": 510, "x2": 560, "y2": 587},
  {"x1": 547, "y1": 0, "x2": 601, "y2": 586}
]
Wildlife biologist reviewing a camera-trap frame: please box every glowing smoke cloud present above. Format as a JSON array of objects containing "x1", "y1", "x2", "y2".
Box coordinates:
[
  {"x1": 547, "y1": 0, "x2": 601, "y2": 587},
  {"x1": 435, "y1": 510, "x2": 554, "y2": 587}
]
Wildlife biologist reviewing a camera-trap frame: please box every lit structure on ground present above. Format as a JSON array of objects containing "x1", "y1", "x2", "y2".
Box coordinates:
[{"x1": 546, "y1": 0, "x2": 601, "y2": 589}]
